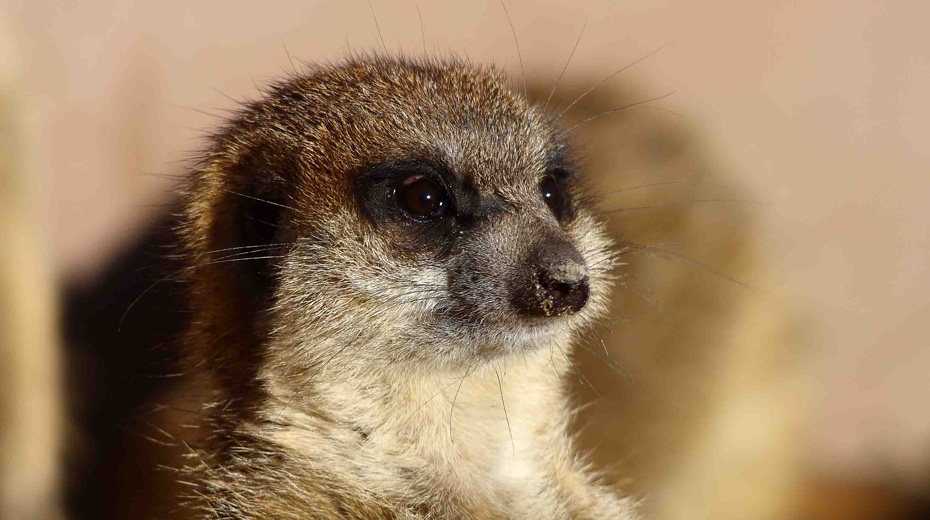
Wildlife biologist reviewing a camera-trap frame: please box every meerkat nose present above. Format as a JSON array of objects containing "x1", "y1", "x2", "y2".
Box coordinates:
[{"x1": 513, "y1": 239, "x2": 590, "y2": 317}]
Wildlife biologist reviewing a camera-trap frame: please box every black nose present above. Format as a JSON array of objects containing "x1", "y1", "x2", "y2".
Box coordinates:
[{"x1": 512, "y1": 239, "x2": 589, "y2": 317}]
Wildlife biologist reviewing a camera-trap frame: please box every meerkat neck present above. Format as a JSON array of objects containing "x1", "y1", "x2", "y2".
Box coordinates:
[{"x1": 262, "y1": 345, "x2": 572, "y2": 464}]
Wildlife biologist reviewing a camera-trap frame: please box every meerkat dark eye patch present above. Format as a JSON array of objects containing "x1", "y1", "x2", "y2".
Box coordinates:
[
  {"x1": 355, "y1": 160, "x2": 458, "y2": 224},
  {"x1": 540, "y1": 174, "x2": 571, "y2": 221},
  {"x1": 395, "y1": 174, "x2": 451, "y2": 219}
]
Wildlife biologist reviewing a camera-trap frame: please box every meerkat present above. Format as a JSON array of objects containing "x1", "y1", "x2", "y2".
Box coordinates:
[{"x1": 168, "y1": 54, "x2": 638, "y2": 519}]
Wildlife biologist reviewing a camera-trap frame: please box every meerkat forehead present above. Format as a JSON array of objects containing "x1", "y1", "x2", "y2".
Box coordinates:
[{"x1": 224, "y1": 56, "x2": 565, "y2": 205}]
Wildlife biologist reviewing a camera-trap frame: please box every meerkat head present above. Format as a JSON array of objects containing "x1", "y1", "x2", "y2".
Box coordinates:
[{"x1": 184, "y1": 55, "x2": 614, "y2": 397}]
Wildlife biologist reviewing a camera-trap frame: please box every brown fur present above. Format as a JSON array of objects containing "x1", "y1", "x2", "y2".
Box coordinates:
[{"x1": 170, "y1": 55, "x2": 636, "y2": 519}]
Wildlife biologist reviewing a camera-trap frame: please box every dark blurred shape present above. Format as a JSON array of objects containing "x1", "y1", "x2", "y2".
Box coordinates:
[
  {"x1": 62, "y1": 208, "x2": 187, "y2": 520},
  {"x1": 797, "y1": 475, "x2": 930, "y2": 520}
]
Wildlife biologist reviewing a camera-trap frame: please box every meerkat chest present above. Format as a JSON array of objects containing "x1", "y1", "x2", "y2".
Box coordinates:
[
  {"x1": 262, "y1": 343, "x2": 572, "y2": 515},
  {"x1": 392, "y1": 364, "x2": 566, "y2": 502}
]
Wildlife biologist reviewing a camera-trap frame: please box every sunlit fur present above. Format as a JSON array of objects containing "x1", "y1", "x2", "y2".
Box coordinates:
[{"x1": 174, "y1": 55, "x2": 636, "y2": 519}]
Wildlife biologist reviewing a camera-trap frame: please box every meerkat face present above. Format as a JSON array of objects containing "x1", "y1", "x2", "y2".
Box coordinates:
[{"x1": 191, "y1": 56, "x2": 615, "y2": 371}]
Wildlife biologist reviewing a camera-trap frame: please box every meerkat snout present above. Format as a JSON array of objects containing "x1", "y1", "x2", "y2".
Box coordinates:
[{"x1": 513, "y1": 237, "x2": 590, "y2": 317}]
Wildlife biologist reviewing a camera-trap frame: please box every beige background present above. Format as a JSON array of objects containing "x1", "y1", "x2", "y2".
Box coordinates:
[{"x1": 5, "y1": 0, "x2": 929, "y2": 487}]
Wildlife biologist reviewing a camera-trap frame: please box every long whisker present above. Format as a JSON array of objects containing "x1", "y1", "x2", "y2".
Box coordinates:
[
  {"x1": 281, "y1": 38, "x2": 300, "y2": 75},
  {"x1": 498, "y1": 0, "x2": 527, "y2": 100},
  {"x1": 368, "y1": 0, "x2": 388, "y2": 53},
  {"x1": 448, "y1": 373, "x2": 466, "y2": 444},
  {"x1": 196, "y1": 243, "x2": 293, "y2": 258},
  {"x1": 586, "y1": 329, "x2": 655, "y2": 400},
  {"x1": 224, "y1": 189, "x2": 299, "y2": 212},
  {"x1": 556, "y1": 342, "x2": 605, "y2": 402},
  {"x1": 556, "y1": 43, "x2": 671, "y2": 120},
  {"x1": 543, "y1": 19, "x2": 587, "y2": 111},
  {"x1": 596, "y1": 180, "x2": 695, "y2": 198},
  {"x1": 625, "y1": 104, "x2": 685, "y2": 119},
  {"x1": 628, "y1": 246, "x2": 765, "y2": 296},
  {"x1": 496, "y1": 368, "x2": 515, "y2": 457},
  {"x1": 616, "y1": 280, "x2": 671, "y2": 321},
  {"x1": 211, "y1": 87, "x2": 244, "y2": 106},
  {"x1": 400, "y1": 377, "x2": 462, "y2": 427},
  {"x1": 118, "y1": 248, "x2": 286, "y2": 331},
  {"x1": 417, "y1": 5, "x2": 427, "y2": 55},
  {"x1": 563, "y1": 91, "x2": 676, "y2": 134},
  {"x1": 602, "y1": 309, "x2": 651, "y2": 329},
  {"x1": 602, "y1": 197, "x2": 765, "y2": 214},
  {"x1": 119, "y1": 271, "x2": 182, "y2": 332},
  {"x1": 169, "y1": 104, "x2": 235, "y2": 123},
  {"x1": 575, "y1": 339, "x2": 677, "y2": 411}
]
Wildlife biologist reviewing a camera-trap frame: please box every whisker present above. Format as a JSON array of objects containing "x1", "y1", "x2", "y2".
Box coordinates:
[
  {"x1": 195, "y1": 243, "x2": 295, "y2": 259},
  {"x1": 587, "y1": 249, "x2": 624, "y2": 270},
  {"x1": 556, "y1": 342, "x2": 605, "y2": 402},
  {"x1": 563, "y1": 91, "x2": 677, "y2": 134},
  {"x1": 119, "y1": 248, "x2": 287, "y2": 331},
  {"x1": 596, "y1": 180, "x2": 694, "y2": 198},
  {"x1": 119, "y1": 271, "x2": 183, "y2": 332},
  {"x1": 626, "y1": 104, "x2": 684, "y2": 119},
  {"x1": 602, "y1": 309, "x2": 651, "y2": 329},
  {"x1": 618, "y1": 270, "x2": 668, "y2": 316},
  {"x1": 134, "y1": 171, "x2": 190, "y2": 180},
  {"x1": 400, "y1": 378, "x2": 462, "y2": 427},
  {"x1": 213, "y1": 87, "x2": 245, "y2": 107},
  {"x1": 616, "y1": 280, "x2": 671, "y2": 322},
  {"x1": 612, "y1": 240, "x2": 683, "y2": 252},
  {"x1": 448, "y1": 372, "x2": 467, "y2": 445},
  {"x1": 245, "y1": 215, "x2": 279, "y2": 228},
  {"x1": 368, "y1": 0, "x2": 388, "y2": 53},
  {"x1": 249, "y1": 73, "x2": 262, "y2": 96},
  {"x1": 281, "y1": 38, "x2": 300, "y2": 75},
  {"x1": 498, "y1": 0, "x2": 527, "y2": 100},
  {"x1": 389, "y1": 288, "x2": 445, "y2": 301},
  {"x1": 588, "y1": 338, "x2": 647, "y2": 394},
  {"x1": 629, "y1": 246, "x2": 765, "y2": 296},
  {"x1": 274, "y1": 328, "x2": 366, "y2": 422},
  {"x1": 547, "y1": 341, "x2": 561, "y2": 377},
  {"x1": 495, "y1": 368, "x2": 515, "y2": 457},
  {"x1": 556, "y1": 42, "x2": 671, "y2": 120},
  {"x1": 575, "y1": 339, "x2": 677, "y2": 411},
  {"x1": 224, "y1": 190, "x2": 299, "y2": 212},
  {"x1": 543, "y1": 19, "x2": 587, "y2": 111},
  {"x1": 416, "y1": 5, "x2": 427, "y2": 55},
  {"x1": 602, "y1": 198, "x2": 766, "y2": 214},
  {"x1": 169, "y1": 104, "x2": 235, "y2": 123},
  {"x1": 203, "y1": 255, "x2": 285, "y2": 266}
]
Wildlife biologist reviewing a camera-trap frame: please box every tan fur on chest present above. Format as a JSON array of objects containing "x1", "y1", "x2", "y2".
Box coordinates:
[
  {"x1": 182, "y1": 347, "x2": 624, "y2": 519},
  {"x1": 267, "y1": 346, "x2": 567, "y2": 493}
]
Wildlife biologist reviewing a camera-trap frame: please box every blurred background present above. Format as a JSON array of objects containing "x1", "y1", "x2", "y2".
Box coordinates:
[{"x1": 0, "y1": 1, "x2": 928, "y2": 519}]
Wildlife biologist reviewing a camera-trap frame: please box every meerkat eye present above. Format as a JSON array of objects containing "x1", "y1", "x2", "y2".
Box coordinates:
[
  {"x1": 395, "y1": 174, "x2": 450, "y2": 219},
  {"x1": 540, "y1": 174, "x2": 566, "y2": 219}
]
